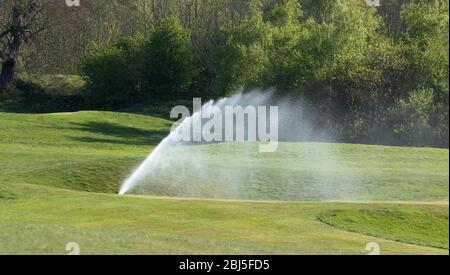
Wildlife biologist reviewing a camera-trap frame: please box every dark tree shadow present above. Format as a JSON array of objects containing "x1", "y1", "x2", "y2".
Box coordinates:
[{"x1": 69, "y1": 121, "x2": 170, "y2": 146}]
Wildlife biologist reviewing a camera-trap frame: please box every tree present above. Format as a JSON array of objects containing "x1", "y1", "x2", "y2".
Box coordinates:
[
  {"x1": 142, "y1": 17, "x2": 196, "y2": 100},
  {"x1": 400, "y1": 0, "x2": 449, "y2": 147},
  {"x1": 80, "y1": 38, "x2": 142, "y2": 107},
  {"x1": 211, "y1": 8, "x2": 272, "y2": 95},
  {"x1": 401, "y1": 0, "x2": 449, "y2": 93},
  {"x1": 0, "y1": 0, "x2": 48, "y2": 88},
  {"x1": 387, "y1": 88, "x2": 436, "y2": 146}
]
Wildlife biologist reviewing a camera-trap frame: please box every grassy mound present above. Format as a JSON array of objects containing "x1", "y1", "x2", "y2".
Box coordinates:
[
  {"x1": 0, "y1": 111, "x2": 171, "y2": 193},
  {"x1": 0, "y1": 111, "x2": 448, "y2": 200},
  {"x1": 131, "y1": 142, "x2": 449, "y2": 201},
  {"x1": 318, "y1": 205, "x2": 449, "y2": 249}
]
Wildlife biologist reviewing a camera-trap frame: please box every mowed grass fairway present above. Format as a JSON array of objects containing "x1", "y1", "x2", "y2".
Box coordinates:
[{"x1": 0, "y1": 111, "x2": 448, "y2": 254}]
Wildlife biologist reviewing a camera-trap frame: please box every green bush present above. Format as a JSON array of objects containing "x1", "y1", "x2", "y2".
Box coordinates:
[
  {"x1": 0, "y1": 76, "x2": 85, "y2": 113},
  {"x1": 387, "y1": 88, "x2": 437, "y2": 146},
  {"x1": 80, "y1": 37, "x2": 142, "y2": 107},
  {"x1": 80, "y1": 18, "x2": 195, "y2": 106},
  {"x1": 142, "y1": 17, "x2": 196, "y2": 101}
]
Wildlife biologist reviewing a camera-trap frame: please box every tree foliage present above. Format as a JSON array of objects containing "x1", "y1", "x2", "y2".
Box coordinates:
[
  {"x1": 142, "y1": 17, "x2": 196, "y2": 101},
  {"x1": 81, "y1": 18, "x2": 195, "y2": 106},
  {"x1": 6, "y1": 0, "x2": 447, "y2": 147}
]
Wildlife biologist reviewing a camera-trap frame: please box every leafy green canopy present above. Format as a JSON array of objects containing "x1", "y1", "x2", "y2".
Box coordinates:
[
  {"x1": 81, "y1": 17, "x2": 195, "y2": 107},
  {"x1": 79, "y1": 0, "x2": 448, "y2": 147}
]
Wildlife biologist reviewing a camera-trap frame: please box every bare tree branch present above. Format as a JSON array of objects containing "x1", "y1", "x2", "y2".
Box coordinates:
[{"x1": 0, "y1": 0, "x2": 48, "y2": 87}]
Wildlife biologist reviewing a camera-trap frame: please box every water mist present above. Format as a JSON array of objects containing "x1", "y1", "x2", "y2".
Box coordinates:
[{"x1": 119, "y1": 90, "x2": 364, "y2": 201}]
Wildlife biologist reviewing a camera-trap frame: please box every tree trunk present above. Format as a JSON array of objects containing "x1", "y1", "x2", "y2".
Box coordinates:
[{"x1": 0, "y1": 58, "x2": 15, "y2": 89}]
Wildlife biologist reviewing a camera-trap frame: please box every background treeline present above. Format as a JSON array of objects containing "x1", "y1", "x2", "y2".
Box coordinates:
[{"x1": 3, "y1": 0, "x2": 449, "y2": 147}]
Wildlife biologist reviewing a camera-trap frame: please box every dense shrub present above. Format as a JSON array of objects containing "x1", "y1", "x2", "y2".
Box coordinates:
[
  {"x1": 0, "y1": 76, "x2": 85, "y2": 113},
  {"x1": 80, "y1": 39, "x2": 141, "y2": 108},
  {"x1": 386, "y1": 88, "x2": 438, "y2": 146},
  {"x1": 141, "y1": 17, "x2": 196, "y2": 101},
  {"x1": 80, "y1": 18, "x2": 196, "y2": 106}
]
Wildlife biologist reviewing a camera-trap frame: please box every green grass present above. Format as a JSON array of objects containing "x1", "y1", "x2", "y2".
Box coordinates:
[
  {"x1": 318, "y1": 205, "x2": 449, "y2": 249},
  {"x1": 0, "y1": 110, "x2": 448, "y2": 254},
  {"x1": 0, "y1": 183, "x2": 448, "y2": 255},
  {"x1": 0, "y1": 111, "x2": 170, "y2": 193},
  {"x1": 132, "y1": 142, "x2": 449, "y2": 201},
  {"x1": 0, "y1": 185, "x2": 17, "y2": 201},
  {"x1": 0, "y1": 111, "x2": 448, "y2": 200}
]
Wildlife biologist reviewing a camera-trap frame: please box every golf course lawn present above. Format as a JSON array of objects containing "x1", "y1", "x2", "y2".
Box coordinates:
[
  {"x1": 0, "y1": 111, "x2": 449, "y2": 254},
  {"x1": 0, "y1": 183, "x2": 448, "y2": 254}
]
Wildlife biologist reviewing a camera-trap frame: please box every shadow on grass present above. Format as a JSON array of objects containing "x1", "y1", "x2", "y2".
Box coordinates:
[{"x1": 70, "y1": 121, "x2": 169, "y2": 146}]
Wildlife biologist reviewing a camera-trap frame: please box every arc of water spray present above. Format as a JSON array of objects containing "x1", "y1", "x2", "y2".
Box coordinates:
[
  {"x1": 118, "y1": 101, "x2": 213, "y2": 195},
  {"x1": 119, "y1": 138, "x2": 169, "y2": 195},
  {"x1": 118, "y1": 91, "x2": 274, "y2": 195}
]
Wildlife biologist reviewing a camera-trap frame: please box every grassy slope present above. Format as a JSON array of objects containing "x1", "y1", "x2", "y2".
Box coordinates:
[
  {"x1": 135, "y1": 142, "x2": 449, "y2": 201},
  {"x1": 0, "y1": 111, "x2": 448, "y2": 200},
  {"x1": 0, "y1": 111, "x2": 448, "y2": 254},
  {"x1": 319, "y1": 205, "x2": 449, "y2": 249},
  {"x1": 0, "y1": 183, "x2": 448, "y2": 255},
  {"x1": 0, "y1": 111, "x2": 170, "y2": 193}
]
